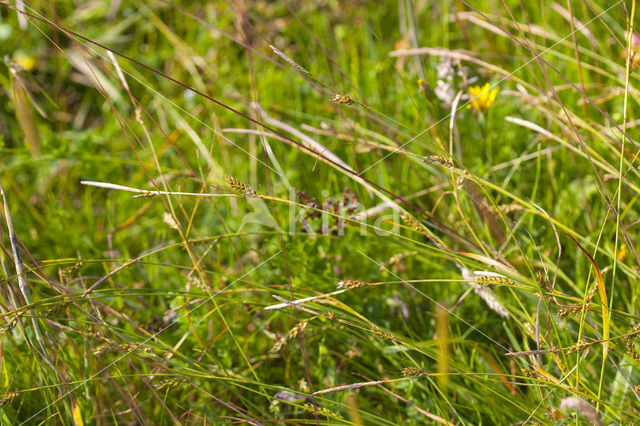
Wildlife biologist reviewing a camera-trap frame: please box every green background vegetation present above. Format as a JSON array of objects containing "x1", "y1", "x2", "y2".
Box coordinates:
[{"x1": 0, "y1": 0, "x2": 639, "y2": 424}]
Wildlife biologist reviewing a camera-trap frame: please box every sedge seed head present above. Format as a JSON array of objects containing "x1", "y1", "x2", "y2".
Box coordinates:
[
  {"x1": 402, "y1": 367, "x2": 426, "y2": 377},
  {"x1": 225, "y1": 176, "x2": 257, "y2": 197},
  {"x1": 337, "y1": 279, "x2": 366, "y2": 290},
  {"x1": 331, "y1": 94, "x2": 355, "y2": 105}
]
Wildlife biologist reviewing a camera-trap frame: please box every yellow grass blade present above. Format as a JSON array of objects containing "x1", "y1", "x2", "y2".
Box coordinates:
[{"x1": 565, "y1": 234, "x2": 609, "y2": 357}]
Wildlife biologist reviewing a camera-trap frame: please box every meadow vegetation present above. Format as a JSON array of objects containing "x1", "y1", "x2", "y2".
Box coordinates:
[{"x1": 1, "y1": 0, "x2": 640, "y2": 424}]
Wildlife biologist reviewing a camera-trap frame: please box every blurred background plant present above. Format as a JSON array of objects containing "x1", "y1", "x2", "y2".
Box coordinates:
[{"x1": 0, "y1": 0, "x2": 639, "y2": 424}]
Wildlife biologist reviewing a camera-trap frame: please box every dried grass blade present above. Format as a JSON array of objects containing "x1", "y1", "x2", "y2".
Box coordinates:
[
  {"x1": 565, "y1": 234, "x2": 609, "y2": 357},
  {"x1": 0, "y1": 182, "x2": 31, "y2": 304},
  {"x1": 11, "y1": 74, "x2": 40, "y2": 155}
]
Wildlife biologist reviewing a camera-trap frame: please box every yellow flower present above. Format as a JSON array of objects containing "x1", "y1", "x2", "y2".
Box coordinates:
[
  {"x1": 468, "y1": 83, "x2": 498, "y2": 113},
  {"x1": 417, "y1": 78, "x2": 431, "y2": 97},
  {"x1": 14, "y1": 53, "x2": 37, "y2": 71},
  {"x1": 617, "y1": 244, "x2": 627, "y2": 262}
]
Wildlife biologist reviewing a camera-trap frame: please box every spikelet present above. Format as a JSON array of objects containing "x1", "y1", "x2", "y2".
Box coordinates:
[
  {"x1": 61, "y1": 261, "x2": 83, "y2": 280},
  {"x1": 120, "y1": 343, "x2": 139, "y2": 352},
  {"x1": 345, "y1": 348, "x2": 362, "y2": 359},
  {"x1": 473, "y1": 271, "x2": 514, "y2": 287},
  {"x1": 93, "y1": 343, "x2": 111, "y2": 356},
  {"x1": 270, "y1": 320, "x2": 310, "y2": 352},
  {"x1": 225, "y1": 176, "x2": 257, "y2": 197},
  {"x1": 330, "y1": 94, "x2": 356, "y2": 105},
  {"x1": 337, "y1": 279, "x2": 367, "y2": 290},
  {"x1": 546, "y1": 407, "x2": 568, "y2": 421},
  {"x1": 423, "y1": 154, "x2": 453, "y2": 169},
  {"x1": 379, "y1": 252, "x2": 414, "y2": 274},
  {"x1": 0, "y1": 392, "x2": 18, "y2": 405},
  {"x1": 536, "y1": 271, "x2": 549, "y2": 291},
  {"x1": 551, "y1": 348, "x2": 568, "y2": 375},
  {"x1": 94, "y1": 342, "x2": 152, "y2": 356},
  {"x1": 186, "y1": 275, "x2": 208, "y2": 292},
  {"x1": 289, "y1": 320, "x2": 308, "y2": 339},
  {"x1": 270, "y1": 334, "x2": 287, "y2": 353},
  {"x1": 585, "y1": 266, "x2": 612, "y2": 303},
  {"x1": 154, "y1": 377, "x2": 188, "y2": 391},
  {"x1": 626, "y1": 321, "x2": 640, "y2": 338},
  {"x1": 86, "y1": 325, "x2": 107, "y2": 341},
  {"x1": 372, "y1": 325, "x2": 401, "y2": 343},
  {"x1": 522, "y1": 322, "x2": 536, "y2": 340},
  {"x1": 0, "y1": 315, "x2": 18, "y2": 334},
  {"x1": 388, "y1": 252, "x2": 412, "y2": 266},
  {"x1": 303, "y1": 403, "x2": 342, "y2": 420},
  {"x1": 624, "y1": 323, "x2": 640, "y2": 362},
  {"x1": 403, "y1": 213, "x2": 427, "y2": 234},
  {"x1": 557, "y1": 304, "x2": 586, "y2": 318},
  {"x1": 461, "y1": 267, "x2": 509, "y2": 318},
  {"x1": 43, "y1": 302, "x2": 68, "y2": 319},
  {"x1": 402, "y1": 367, "x2": 427, "y2": 377},
  {"x1": 568, "y1": 339, "x2": 594, "y2": 354}
]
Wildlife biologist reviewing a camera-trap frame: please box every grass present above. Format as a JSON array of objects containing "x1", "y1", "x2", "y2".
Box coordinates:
[{"x1": 0, "y1": 0, "x2": 640, "y2": 424}]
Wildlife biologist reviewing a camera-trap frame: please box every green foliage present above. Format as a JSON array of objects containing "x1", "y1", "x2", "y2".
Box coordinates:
[{"x1": 0, "y1": 0, "x2": 639, "y2": 424}]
